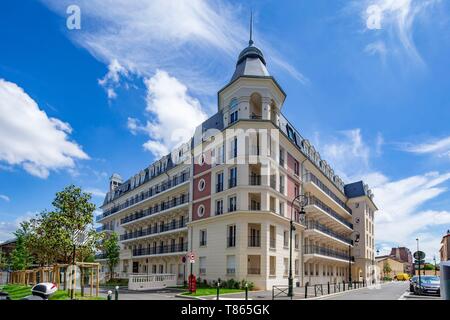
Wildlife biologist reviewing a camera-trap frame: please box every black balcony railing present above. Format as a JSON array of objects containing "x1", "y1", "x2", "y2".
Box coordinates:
[
  {"x1": 304, "y1": 172, "x2": 352, "y2": 215},
  {"x1": 304, "y1": 245, "x2": 353, "y2": 261},
  {"x1": 227, "y1": 268, "x2": 236, "y2": 275},
  {"x1": 306, "y1": 220, "x2": 353, "y2": 245},
  {"x1": 248, "y1": 236, "x2": 261, "y2": 247},
  {"x1": 269, "y1": 238, "x2": 276, "y2": 249},
  {"x1": 247, "y1": 268, "x2": 261, "y2": 275},
  {"x1": 229, "y1": 178, "x2": 237, "y2": 188},
  {"x1": 250, "y1": 114, "x2": 262, "y2": 120},
  {"x1": 98, "y1": 171, "x2": 190, "y2": 221},
  {"x1": 308, "y1": 196, "x2": 353, "y2": 229},
  {"x1": 120, "y1": 194, "x2": 189, "y2": 225},
  {"x1": 132, "y1": 242, "x2": 188, "y2": 257},
  {"x1": 120, "y1": 219, "x2": 188, "y2": 241},
  {"x1": 227, "y1": 236, "x2": 236, "y2": 248},
  {"x1": 249, "y1": 175, "x2": 261, "y2": 186}
]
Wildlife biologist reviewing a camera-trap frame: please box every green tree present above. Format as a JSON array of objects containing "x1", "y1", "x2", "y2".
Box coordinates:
[
  {"x1": 10, "y1": 223, "x2": 33, "y2": 271},
  {"x1": 383, "y1": 261, "x2": 392, "y2": 278},
  {"x1": 101, "y1": 232, "x2": 120, "y2": 281}
]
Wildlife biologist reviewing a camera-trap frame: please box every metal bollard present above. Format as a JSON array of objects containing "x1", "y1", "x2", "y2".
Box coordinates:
[
  {"x1": 245, "y1": 283, "x2": 248, "y2": 300},
  {"x1": 115, "y1": 286, "x2": 119, "y2": 300},
  {"x1": 107, "y1": 290, "x2": 112, "y2": 301},
  {"x1": 305, "y1": 284, "x2": 308, "y2": 299},
  {"x1": 343, "y1": 281, "x2": 345, "y2": 291},
  {"x1": 216, "y1": 279, "x2": 220, "y2": 301},
  {"x1": 328, "y1": 282, "x2": 330, "y2": 294}
]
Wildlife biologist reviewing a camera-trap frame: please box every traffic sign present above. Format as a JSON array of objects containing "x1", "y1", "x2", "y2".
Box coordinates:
[
  {"x1": 413, "y1": 251, "x2": 425, "y2": 260},
  {"x1": 187, "y1": 252, "x2": 195, "y2": 263}
]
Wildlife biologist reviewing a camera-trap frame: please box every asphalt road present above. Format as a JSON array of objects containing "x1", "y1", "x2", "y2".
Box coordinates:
[{"x1": 319, "y1": 282, "x2": 410, "y2": 300}]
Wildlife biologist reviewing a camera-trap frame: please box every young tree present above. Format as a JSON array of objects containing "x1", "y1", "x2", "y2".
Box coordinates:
[
  {"x1": 101, "y1": 232, "x2": 120, "y2": 281},
  {"x1": 383, "y1": 261, "x2": 392, "y2": 279},
  {"x1": 10, "y1": 223, "x2": 33, "y2": 271}
]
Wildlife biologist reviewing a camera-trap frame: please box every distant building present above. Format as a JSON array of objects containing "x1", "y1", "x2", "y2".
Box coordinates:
[
  {"x1": 440, "y1": 230, "x2": 450, "y2": 262},
  {"x1": 375, "y1": 256, "x2": 405, "y2": 279},
  {"x1": 390, "y1": 247, "x2": 413, "y2": 274},
  {"x1": 0, "y1": 238, "x2": 16, "y2": 264}
]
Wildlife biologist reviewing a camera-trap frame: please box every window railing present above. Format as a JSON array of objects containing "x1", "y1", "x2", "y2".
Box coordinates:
[
  {"x1": 304, "y1": 172, "x2": 352, "y2": 215},
  {"x1": 308, "y1": 196, "x2": 353, "y2": 229},
  {"x1": 303, "y1": 245, "x2": 353, "y2": 261},
  {"x1": 248, "y1": 235, "x2": 261, "y2": 247},
  {"x1": 305, "y1": 220, "x2": 353, "y2": 245},
  {"x1": 98, "y1": 171, "x2": 190, "y2": 221},
  {"x1": 249, "y1": 175, "x2": 261, "y2": 186},
  {"x1": 226, "y1": 268, "x2": 236, "y2": 275},
  {"x1": 120, "y1": 194, "x2": 189, "y2": 225},
  {"x1": 229, "y1": 178, "x2": 237, "y2": 188},
  {"x1": 249, "y1": 203, "x2": 261, "y2": 211},
  {"x1": 132, "y1": 242, "x2": 188, "y2": 257},
  {"x1": 247, "y1": 268, "x2": 261, "y2": 275},
  {"x1": 270, "y1": 238, "x2": 276, "y2": 249},
  {"x1": 227, "y1": 237, "x2": 236, "y2": 248},
  {"x1": 120, "y1": 219, "x2": 188, "y2": 241}
]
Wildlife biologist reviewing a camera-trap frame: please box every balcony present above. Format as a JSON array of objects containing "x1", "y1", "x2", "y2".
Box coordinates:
[
  {"x1": 120, "y1": 219, "x2": 188, "y2": 241},
  {"x1": 227, "y1": 237, "x2": 236, "y2": 248},
  {"x1": 228, "y1": 178, "x2": 237, "y2": 189},
  {"x1": 304, "y1": 172, "x2": 352, "y2": 215},
  {"x1": 248, "y1": 236, "x2": 261, "y2": 247},
  {"x1": 249, "y1": 175, "x2": 261, "y2": 186},
  {"x1": 98, "y1": 171, "x2": 190, "y2": 221},
  {"x1": 307, "y1": 196, "x2": 353, "y2": 229},
  {"x1": 120, "y1": 194, "x2": 189, "y2": 225},
  {"x1": 304, "y1": 245, "x2": 353, "y2": 262},
  {"x1": 305, "y1": 220, "x2": 353, "y2": 245},
  {"x1": 96, "y1": 225, "x2": 114, "y2": 233},
  {"x1": 132, "y1": 242, "x2": 188, "y2": 257}
]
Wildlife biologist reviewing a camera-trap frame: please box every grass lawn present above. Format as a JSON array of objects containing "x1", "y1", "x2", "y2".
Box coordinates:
[
  {"x1": 181, "y1": 288, "x2": 244, "y2": 297},
  {"x1": 0, "y1": 284, "x2": 105, "y2": 300}
]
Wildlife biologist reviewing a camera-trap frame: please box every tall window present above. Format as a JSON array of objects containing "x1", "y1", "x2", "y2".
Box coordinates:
[
  {"x1": 199, "y1": 257, "x2": 206, "y2": 275},
  {"x1": 283, "y1": 231, "x2": 289, "y2": 248},
  {"x1": 200, "y1": 230, "x2": 207, "y2": 247},
  {"x1": 227, "y1": 225, "x2": 236, "y2": 247},
  {"x1": 229, "y1": 167, "x2": 237, "y2": 188},
  {"x1": 279, "y1": 175, "x2": 285, "y2": 194},
  {"x1": 270, "y1": 256, "x2": 276, "y2": 276},
  {"x1": 294, "y1": 160, "x2": 299, "y2": 176},
  {"x1": 227, "y1": 255, "x2": 236, "y2": 275},
  {"x1": 216, "y1": 199, "x2": 223, "y2": 215},
  {"x1": 228, "y1": 196, "x2": 237, "y2": 212},
  {"x1": 279, "y1": 148, "x2": 285, "y2": 166},
  {"x1": 230, "y1": 110, "x2": 238, "y2": 124},
  {"x1": 216, "y1": 172, "x2": 224, "y2": 192},
  {"x1": 217, "y1": 144, "x2": 225, "y2": 164},
  {"x1": 232, "y1": 136, "x2": 238, "y2": 158}
]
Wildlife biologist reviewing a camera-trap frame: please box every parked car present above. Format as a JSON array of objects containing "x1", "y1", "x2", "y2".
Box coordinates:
[
  {"x1": 395, "y1": 273, "x2": 411, "y2": 281},
  {"x1": 409, "y1": 275, "x2": 419, "y2": 292},
  {"x1": 412, "y1": 275, "x2": 440, "y2": 296}
]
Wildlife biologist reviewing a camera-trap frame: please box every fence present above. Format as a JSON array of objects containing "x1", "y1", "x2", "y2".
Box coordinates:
[
  {"x1": 128, "y1": 274, "x2": 177, "y2": 291},
  {"x1": 306, "y1": 280, "x2": 366, "y2": 298}
]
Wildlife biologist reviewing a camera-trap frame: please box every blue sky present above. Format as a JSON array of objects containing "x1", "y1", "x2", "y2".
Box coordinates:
[{"x1": 1, "y1": 0, "x2": 449, "y2": 261}]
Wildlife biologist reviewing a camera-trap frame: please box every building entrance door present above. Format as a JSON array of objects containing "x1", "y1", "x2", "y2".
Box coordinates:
[{"x1": 133, "y1": 262, "x2": 139, "y2": 274}]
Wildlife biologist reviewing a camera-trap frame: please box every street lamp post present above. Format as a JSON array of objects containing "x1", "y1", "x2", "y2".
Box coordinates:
[
  {"x1": 288, "y1": 194, "x2": 308, "y2": 298},
  {"x1": 416, "y1": 238, "x2": 421, "y2": 287},
  {"x1": 433, "y1": 256, "x2": 437, "y2": 276}
]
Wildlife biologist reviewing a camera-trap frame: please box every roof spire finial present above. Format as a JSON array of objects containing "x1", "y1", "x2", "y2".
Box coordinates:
[{"x1": 249, "y1": 10, "x2": 254, "y2": 46}]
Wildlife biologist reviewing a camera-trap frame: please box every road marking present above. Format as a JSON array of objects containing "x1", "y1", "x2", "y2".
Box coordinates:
[{"x1": 398, "y1": 291, "x2": 409, "y2": 300}]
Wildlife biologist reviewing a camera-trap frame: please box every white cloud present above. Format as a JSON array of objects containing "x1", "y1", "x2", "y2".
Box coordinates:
[
  {"x1": 84, "y1": 188, "x2": 106, "y2": 198},
  {"x1": 42, "y1": 0, "x2": 307, "y2": 96},
  {"x1": 320, "y1": 129, "x2": 371, "y2": 180},
  {"x1": 360, "y1": 0, "x2": 441, "y2": 64},
  {"x1": 364, "y1": 41, "x2": 387, "y2": 59},
  {"x1": 402, "y1": 136, "x2": 450, "y2": 158},
  {"x1": 128, "y1": 70, "x2": 208, "y2": 158},
  {"x1": 0, "y1": 195, "x2": 10, "y2": 202},
  {"x1": 98, "y1": 59, "x2": 128, "y2": 100},
  {"x1": 316, "y1": 129, "x2": 450, "y2": 259},
  {"x1": 0, "y1": 212, "x2": 37, "y2": 242},
  {"x1": 0, "y1": 79, "x2": 89, "y2": 178}
]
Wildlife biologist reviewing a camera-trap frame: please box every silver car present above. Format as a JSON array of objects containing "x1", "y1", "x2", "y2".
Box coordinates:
[{"x1": 413, "y1": 275, "x2": 440, "y2": 296}]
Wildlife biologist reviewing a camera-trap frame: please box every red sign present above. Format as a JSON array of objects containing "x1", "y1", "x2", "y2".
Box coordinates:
[{"x1": 188, "y1": 274, "x2": 196, "y2": 293}]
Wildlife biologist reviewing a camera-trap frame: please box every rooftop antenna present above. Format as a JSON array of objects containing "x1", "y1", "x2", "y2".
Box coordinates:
[{"x1": 249, "y1": 10, "x2": 254, "y2": 46}]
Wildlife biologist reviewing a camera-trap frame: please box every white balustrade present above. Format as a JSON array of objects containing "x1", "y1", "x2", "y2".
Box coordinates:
[{"x1": 128, "y1": 273, "x2": 177, "y2": 291}]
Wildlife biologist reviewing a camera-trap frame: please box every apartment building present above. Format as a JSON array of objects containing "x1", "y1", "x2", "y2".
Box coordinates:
[
  {"x1": 96, "y1": 32, "x2": 378, "y2": 290},
  {"x1": 440, "y1": 231, "x2": 450, "y2": 262}
]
